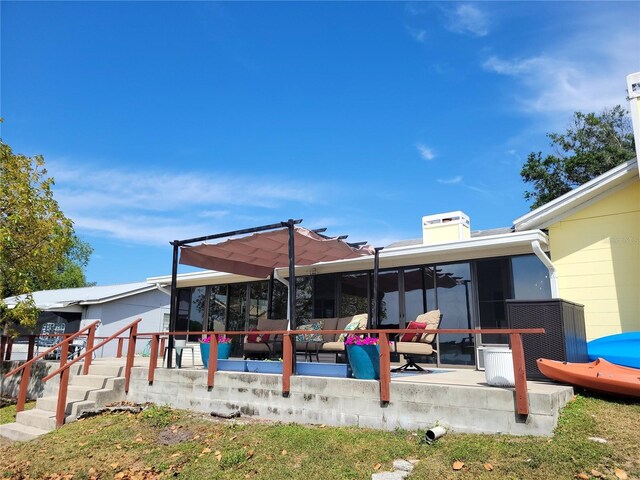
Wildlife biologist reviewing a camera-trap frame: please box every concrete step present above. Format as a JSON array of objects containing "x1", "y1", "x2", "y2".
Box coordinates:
[
  {"x1": 0, "y1": 422, "x2": 49, "y2": 442},
  {"x1": 37, "y1": 395, "x2": 96, "y2": 416},
  {"x1": 70, "y1": 374, "x2": 110, "y2": 388},
  {"x1": 88, "y1": 364, "x2": 124, "y2": 377},
  {"x1": 16, "y1": 408, "x2": 58, "y2": 431}
]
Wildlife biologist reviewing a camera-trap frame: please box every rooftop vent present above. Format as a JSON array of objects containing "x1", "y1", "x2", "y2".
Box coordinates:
[{"x1": 422, "y1": 211, "x2": 470, "y2": 245}]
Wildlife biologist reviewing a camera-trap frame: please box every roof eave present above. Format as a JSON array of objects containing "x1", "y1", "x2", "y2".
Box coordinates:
[{"x1": 513, "y1": 158, "x2": 638, "y2": 231}]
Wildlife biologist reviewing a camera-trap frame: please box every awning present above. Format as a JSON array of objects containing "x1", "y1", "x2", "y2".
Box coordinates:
[{"x1": 179, "y1": 226, "x2": 375, "y2": 278}]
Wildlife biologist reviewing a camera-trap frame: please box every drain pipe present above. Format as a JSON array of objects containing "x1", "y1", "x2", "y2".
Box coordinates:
[
  {"x1": 425, "y1": 426, "x2": 447, "y2": 444},
  {"x1": 273, "y1": 269, "x2": 291, "y2": 329},
  {"x1": 531, "y1": 240, "x2": 559, "y2": 298}
]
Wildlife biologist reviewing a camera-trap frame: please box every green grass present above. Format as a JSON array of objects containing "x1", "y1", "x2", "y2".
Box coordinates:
[
  {"x1": 0, "y1": 401, "x2": 35, "y2": 425},
  {"x1": 0, "y1": 394, "x2": 638, "y2": 480}
]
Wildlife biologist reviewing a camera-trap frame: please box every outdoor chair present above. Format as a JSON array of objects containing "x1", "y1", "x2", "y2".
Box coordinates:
[
  {"x1": 295, "y1": 314, "x2": 368, "y2": 362},
  {"x1": 163, "y1": 339, "x2": 195, "y2": 368},
  {"x1": 391, "y1": 309, "x2": 441, "y2": 372},
  {"x1": 36, "y1": 323, "x2": 66, "y2": 359},
  {"x1": 243, "y1": 318, "x2": 289, "y2": 359}
]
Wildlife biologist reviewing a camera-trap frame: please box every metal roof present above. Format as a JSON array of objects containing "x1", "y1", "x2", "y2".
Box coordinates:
[{"x1": 4, "y1": 282, "x2": 162, "y2": 311}]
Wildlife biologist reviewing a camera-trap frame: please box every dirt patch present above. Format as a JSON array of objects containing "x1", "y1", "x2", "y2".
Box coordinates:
[{"x1": 157, "y1": 426, "x2": 194, "y2": 445}]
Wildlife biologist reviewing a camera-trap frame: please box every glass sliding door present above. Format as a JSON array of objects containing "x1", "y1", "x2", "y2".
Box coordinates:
[
  {"x1": 404, "y1": 268, "x2": 426, "y2": 323},
  {"x1": 313, "y1": 274, "x2": 337, "y2": 318},
  {"x1": 476, "y1": 258, "x2": 511, "y2": 345},
  {"x1": 295, "y1": 276, "x2": 313, "y2": 324},
  {"x1": 511, "y1": 254, "x2": 552, "y2": 299},
  {"x1": 340, "y1": 272, "x2": 370, "y2": 318},
  {"x1": 227, "y1": 284, "x2": 248, "y2": 356},
  {"x1": 377, "y1": 270, "x2": 400, "y2": 329},
  {"x1": 208, "y1": 285, "x2": 227, "y2": 332},
  {"x1": 435, "y1": 263, "x2": 474, "y2": 365},
  {"x1": 249, "y1": 282, "x2": 269, "y2": 331}
]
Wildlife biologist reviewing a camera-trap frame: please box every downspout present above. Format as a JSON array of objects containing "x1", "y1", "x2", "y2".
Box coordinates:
[
  {"x1": 531, "y1": 240, "x2": 559, "y2": 298},
  {"x1": 155, "y1": 283, "x2": 171, "y2": 296}
]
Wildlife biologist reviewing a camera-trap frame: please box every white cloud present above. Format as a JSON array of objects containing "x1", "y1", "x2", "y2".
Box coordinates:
[
  {"x1": 416, "y1": 143, "x2": 436, "y2": 160},
  {"x1": 482, "y1": 29, "x2": 638, "y2": 115},
  {"x1": 406, "y1": 27, "x2": 427, "y2": 43},
  {"x1": 437, "y1": 176, "x2": 463, "y2": 185},
  {"x1": 445, "y1": 4, "x2": 489, "y2": 37},
  {"x1": 48, "y1": 161, "x2": 328, "y2": 246}
]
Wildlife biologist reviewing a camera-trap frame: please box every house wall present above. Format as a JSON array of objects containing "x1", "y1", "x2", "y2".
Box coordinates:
[
  {"x1": 549, "y1": 180, "x2": 640, "y2": 340},
  {"x1": 83, "y1": 289, "x2": 170, "y2": 357}
]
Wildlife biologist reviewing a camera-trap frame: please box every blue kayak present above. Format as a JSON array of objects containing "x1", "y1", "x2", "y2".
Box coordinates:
[{"x1": 588, "y1": 332, "x2": 640, "y2": 368}]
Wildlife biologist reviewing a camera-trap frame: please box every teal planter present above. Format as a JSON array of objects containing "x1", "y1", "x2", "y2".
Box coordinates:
[
  {"x1": 200, "y1": 342, "x2": 232, "y2": 368},
  {"x1": 346, "y1": 344, "x2": 380, "y2": 379}
]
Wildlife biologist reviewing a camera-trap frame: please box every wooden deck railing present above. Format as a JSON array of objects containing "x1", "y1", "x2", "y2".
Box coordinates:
[
  {"x1": 146, "y1": 327, "x2": 544, "y2": 416},
  {"x1": 3, "y1": 321, "x2": 101, "y2": 415}
]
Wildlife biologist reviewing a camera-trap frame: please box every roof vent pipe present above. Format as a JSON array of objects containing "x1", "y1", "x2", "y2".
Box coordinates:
[{"x1": 531, "y1": 240, "x2": 559, "y2": 297}]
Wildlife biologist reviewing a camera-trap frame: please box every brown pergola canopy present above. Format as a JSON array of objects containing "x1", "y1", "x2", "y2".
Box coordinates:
[{"x1": 179, "y1": 226, "x2": 375, "y2": 278}]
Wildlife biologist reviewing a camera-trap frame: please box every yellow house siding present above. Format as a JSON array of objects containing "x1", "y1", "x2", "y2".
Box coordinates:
[{"x1": 549, "y1": 181, "x2": 639, "y2": 340}]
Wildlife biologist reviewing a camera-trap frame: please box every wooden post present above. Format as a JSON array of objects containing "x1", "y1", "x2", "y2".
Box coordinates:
[
  {"x1": 83, "y1": 324, "x2": 96, "y2": 375},
  {"x1": 16, "y1": 362, "x2": 31, "y2": 413},
  {"x1": 159, "y1": 337, "x2": 166, "y2": 358},
  {"x1": 116, "y1": 338, "x2": 124, "y2": 358},
  {"x1": 27, "y1": 336, "x2": 35, "y2": 361},
  {"x1": 378, "y1": 332, "x2": 391, "y2": 404},
  {"x1": 56, "y1": 341, "x2": 70, "y2": 428},
  {"x1": 207, "y1": 334, "x2": 218, "y2": 389},
  {"x1": 510, "y1": 333, "x2": 529, "y2": 415},
  {"x1": 5, "y1": 337, "x2": 13, "y2": 361},
  {"x1": 124, "y1": 324, "x2": 138, "y2": 393},
  {"x1": 148, "y1": 334, "x2": 159, "y2": 384},
  {"x1": 282, "y1": 334, "x2": 292, "y2": 397}
]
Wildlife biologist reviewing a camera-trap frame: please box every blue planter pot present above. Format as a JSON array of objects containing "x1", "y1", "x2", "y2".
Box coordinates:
[
  {"x1": 246, "y1": 360, "x2": 283, "y2": 374},
  {"x1": 297, "y1": 362, "x2": 349, "y2": 378},
  {"x1": 346, "y1": 344, "x2": 380, "y2": 380},
  {"x1": 218, "y1": 359, "x2": 247, "y2": 372},
  {"x1": 200, "y1": 342, "x2": 232, "y2": 368}
]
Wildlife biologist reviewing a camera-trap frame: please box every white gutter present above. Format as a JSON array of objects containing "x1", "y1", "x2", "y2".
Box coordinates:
[
  {"x1": 154, "y1": 283, "x2": 172, "y2": 296},
  {"x1": 531, "y1": 240, "x2": 559, "y2": 297}
]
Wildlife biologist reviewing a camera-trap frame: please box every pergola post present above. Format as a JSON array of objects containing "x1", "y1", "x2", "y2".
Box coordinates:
[
  {"x1": 286, "y1": 219, "x2": 297, "y2": 374},
  {"x1": 167, "y1": 241, "x2": 180, "y2": 369},
  {"x1": 371, "y1": 247, "x2": 383, "y2": 329}
]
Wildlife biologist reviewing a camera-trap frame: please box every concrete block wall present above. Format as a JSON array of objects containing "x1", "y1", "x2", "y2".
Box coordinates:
[{"x1": 127, "y1": 368, "x2": 573, "y2": 436}]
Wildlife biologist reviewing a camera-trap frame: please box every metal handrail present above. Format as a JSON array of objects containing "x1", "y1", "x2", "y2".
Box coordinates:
[{"x1": 4, "y1": 321, "x2": 100, "y2": 378}]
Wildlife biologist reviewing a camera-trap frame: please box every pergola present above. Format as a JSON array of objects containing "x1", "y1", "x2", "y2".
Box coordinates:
[{"x1": 166, "y1": 219, "x2": 378, "y2": 367}]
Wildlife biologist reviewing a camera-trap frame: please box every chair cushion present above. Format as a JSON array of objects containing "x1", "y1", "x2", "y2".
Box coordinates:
[
  {"x1": 416, "y1": 310, "x2": 441, "y2": 343},
  {"x1": 247, "y1": 328, "x2": 270, "y2": 343},
  {"x1": 243, "y1": 342, "x2": 271, "y2": 353},
  {"x1": 296, "y1": 321, "x2": 324, "y2": 342},
  {"x1": 392, "y1": 341, "x2": 434, "y2": 356},
  {"x1": 321, "y1": 318, "x2": 339, "y2": 343},
  {"x1": 256, "y1": 318, "x2": 288, "y2": 331},
  {"x1": 400, "y1": 321, "x2": 427, "y2": 342},
  {"x1": 337, "y1": 314, "x2": 368, "y2": 342},
  {"x1": 320, "y1": 341, "x2": 346, "y2": 352}
]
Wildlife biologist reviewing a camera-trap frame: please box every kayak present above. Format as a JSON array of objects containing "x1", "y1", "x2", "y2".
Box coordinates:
[
  {"x1": 587, "y1": 332, "x2": 640, "y2": 368},
  {"x1": 537, "y1": 358, "x2": 640, "y2": 398}
]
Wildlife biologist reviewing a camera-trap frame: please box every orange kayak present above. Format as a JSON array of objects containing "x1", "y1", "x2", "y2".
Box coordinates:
[{"x1": 537, "y1": 358, "x2": 640, "y2": 398}]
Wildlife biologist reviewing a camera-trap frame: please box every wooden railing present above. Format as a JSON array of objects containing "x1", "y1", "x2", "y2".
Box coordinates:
[
  {"x1": 3, "y1": 321, "x2": 101, "y2": 415},
  {"x1": 146, "y1": 327, "x2": 544, "y2": 416},
  {"x1": 42, "y1": 318, "x2": 141, "y2": 427}
]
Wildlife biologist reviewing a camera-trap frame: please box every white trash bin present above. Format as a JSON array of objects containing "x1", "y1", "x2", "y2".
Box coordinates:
[{"x1": 483, "y1": 347, "x2": 515, "y2": 387}]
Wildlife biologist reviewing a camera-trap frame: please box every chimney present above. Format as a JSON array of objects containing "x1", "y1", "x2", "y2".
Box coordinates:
[
  {"x1": 627, "y1": 72, "x2": 640, "y2": 172},
  {"x1": 422, "y1": 211, "x2": 470, "y2": 244}
]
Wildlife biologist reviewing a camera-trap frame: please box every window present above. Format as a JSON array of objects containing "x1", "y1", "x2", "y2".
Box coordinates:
[
  {"x1": 340, "y1": 272, "x2": 370, "y2": 318},
  {"x1": 512, "y1": 254, "x2": 552, "y2": 299}
]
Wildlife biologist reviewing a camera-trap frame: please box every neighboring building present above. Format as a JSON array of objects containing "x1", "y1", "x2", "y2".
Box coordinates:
[
  {"x1": 4, "y1": 282, "x2": 170, "y2": 356},
  {"x1": 514, "y1": 158, "x2": 639, "y2": 340}
]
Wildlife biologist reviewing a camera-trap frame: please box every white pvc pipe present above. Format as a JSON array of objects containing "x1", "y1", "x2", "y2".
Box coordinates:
[
  {"x1": 531, "y1": 240, "x2": 559, "y2": 297},
  {"x1": 425, "y1": 426, "x2": 447, "y2": 443}
]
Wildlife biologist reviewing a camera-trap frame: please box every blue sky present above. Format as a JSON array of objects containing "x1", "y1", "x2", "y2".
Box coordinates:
[{"x1": 2, "y1": 1, "x2": 639, "y2": 286}]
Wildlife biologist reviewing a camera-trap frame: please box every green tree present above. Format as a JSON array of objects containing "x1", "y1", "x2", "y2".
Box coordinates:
[
  {"x1": 0, "y1": 139, "x2": 93, "y2": 330},
  {"x1": 521, "y1": 105, "x2": 636, "y2": 209}
]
